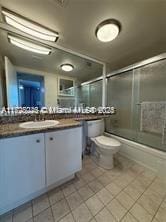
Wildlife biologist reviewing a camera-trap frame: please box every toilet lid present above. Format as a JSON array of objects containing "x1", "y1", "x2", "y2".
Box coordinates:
[{"x1": 94, "y1": 136, "x2": 121, "y2": 148}]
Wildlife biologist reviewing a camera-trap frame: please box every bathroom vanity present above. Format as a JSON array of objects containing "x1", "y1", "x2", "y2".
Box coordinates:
[{"x1": 0, "y1": 120, "x2": 82, "y2": 214}]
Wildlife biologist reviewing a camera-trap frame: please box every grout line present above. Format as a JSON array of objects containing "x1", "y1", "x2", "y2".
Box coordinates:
[
  {"x1": 103, "y1": 165, "x2": 156, "y2": 221},
  {"x1": 151, "y1": 190, "x2": 166, "y2": 221},
  {"x1": 47, "y1": 192, "x2": 56, "y2": 222},
  {"x1": 125, "y1": 176, "x2": 158, "y2": 222}
]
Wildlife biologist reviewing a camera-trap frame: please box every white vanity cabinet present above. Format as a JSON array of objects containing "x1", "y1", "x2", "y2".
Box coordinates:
[
  {"x1": 45, "y1": 127, "x2": 82, "y2": 186},
  {"x1": 0, "y1": 133, "x2": 45, "y2": 213},
  {"x1": 0, "y1": 126, "x2": 82, "y2": 215}
]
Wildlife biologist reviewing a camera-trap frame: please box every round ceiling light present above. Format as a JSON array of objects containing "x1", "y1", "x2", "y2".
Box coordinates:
[
  {"x1": 61, "y1": 64, "x2": 74, "y2": 72},
  {"x1": 95, "y1": 19, "x2": 121, "y2": 42}
]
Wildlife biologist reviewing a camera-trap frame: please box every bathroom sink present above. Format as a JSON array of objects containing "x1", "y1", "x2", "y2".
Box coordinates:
[{"x1": 19, "y1": 120, "x2": 59, "y2": 129}]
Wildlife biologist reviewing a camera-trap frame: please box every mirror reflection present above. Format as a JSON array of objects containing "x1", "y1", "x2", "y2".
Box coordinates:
[
  {"x1": 58, "y1": 78, "x2": 75, "y2": 97},
  {"x1": 0, "y1": 29, "x2": 103, "y2": 109}
]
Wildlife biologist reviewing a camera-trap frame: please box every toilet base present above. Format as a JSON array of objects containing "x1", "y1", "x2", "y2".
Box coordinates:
[{"x1": 92, "y1": 151, "x2": 114, "y2": 170}]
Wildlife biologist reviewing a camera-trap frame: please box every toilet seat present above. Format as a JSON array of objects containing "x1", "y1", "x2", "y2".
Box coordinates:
[{"x1": 92, "y1": 135, "x2": 121, "y2": 150}]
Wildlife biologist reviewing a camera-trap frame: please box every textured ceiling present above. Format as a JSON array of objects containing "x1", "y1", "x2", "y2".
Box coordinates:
[{"x1": 0, "y1": 0, "x2": 165, "y2": 72}]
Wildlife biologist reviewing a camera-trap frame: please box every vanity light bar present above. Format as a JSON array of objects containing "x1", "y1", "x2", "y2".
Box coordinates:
[
  {"x1": 8, "y1": 34, "x2": 52, "y2": 55},
  {"x1": 2, "y1": 8, "x2": 59, "y2": 42}
]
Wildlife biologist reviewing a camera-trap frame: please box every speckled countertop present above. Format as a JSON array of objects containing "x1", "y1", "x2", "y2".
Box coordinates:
[{"x1": 0, "y1": 115, "x2": 108, "y2": 139}]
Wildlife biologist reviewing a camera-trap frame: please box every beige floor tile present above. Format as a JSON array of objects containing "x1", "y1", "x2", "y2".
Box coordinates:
[
  {"x1": 82, "y1": 156, "x2": 92, "y2": 164},
  {"x1": 150, "y1": 178, "x2": 166, "y2": 198},
  {"x1": 97, "y1": 174, "x2": 112, "y2": 186},
  {"x1": 85, "y1": 195, "x2": 104, "y2": 216},
  {"x1": 32, "y1": 194, "x2": 50, "y2": 216},
  {"x1": 13, "y1": 202, "x2": 32, "y2": 222},
  {"x1": 122, "y1": 173, "x2": 135, "y2": 183},
  {"x1": 141, "y1": 169, "x2": 156, "y2": 181},
  {"x1": 155, "y1": 203, "x2": 166, "y2": 222},
  {"x1": 152, "y1": 219, "x2": 159, "y2": 222},
  {"x1": 84, "y1": 162, "x2": 97, "y2": 171},
  {"x1": 121, "y1": 212, "x2": 138, "y2": 222},
  {"x1": 72, "y1": 203, "x2": 92, "y2": 222},
  {"x1": 78, "y1": 185, "x2": 94, "y2": 201},
  {"x1": 73, "y1": 177, "x2": 86, "y2": 190},
  {"x1": 51, "y1": 199, "x2": 70, "y2": 222},
  {"x1": 96, "y1": 188, "x2": 113, "y2": 205},
  {"x1": 33, "y1": 208, "x2": 54, "y2": 222},
  {"x1": 105, "y1": 182, "x2": 122, "y2": 197},
  {"x1": 130, "y1": 179, "x2": 147, "y2": 193},
  {"x1": 48, "y1": 188, "x2": 64, "y2": 205},
  {"x1": 135, "y1": 176, "x2": 151, "y2": 189},
  {"x1": 66, "y1": 191, "x2": 83, "y2": 210},
  {"x1": 78, "y1": 168, "x2": 90, "y2": 177},
  {"x1": 107, "y1": 199, "x2": 127, "y2": 222},
  {"x1": 59, "y1": 213, "x2": 75, "y2": 222},
  {"x1": 0, "y1": 211, "x2": 13, "y2": 222},
  {"x1": 91, "y1": 167, "x2": 105, "y2": 178},
  {"x1": 106, "y1": 168, "x2": 121, "y2": 178},
  {"x1": 124, "y1": 184, "x2": 143, "y2": 201},
  {"x1": 89, "y1": 219, "x2": 97, "y2": 222},
  {"x1": 95, "y1": 208, "x2": 116, "y2": 222},
  {"x1": 116, "y1": 191, "x2": 135, "y2": 210},
  {"x1": 62, "y1": 183, "x2": 76, "y2": 197},
  {"x1": 138, "y1": 193, "x2": 161, "y2": 216},
  {"x1": 130, "y1": 203, "x2": 153, "y2": 222},
  {"x1": 82, "y1": 173, "x2": 96, "y2": 183},
  {"x1": 3, "y1": 155, "x2": 161, "y2": 222},
  {"x1": 114, "y1": 176, "x2": 131, "y2": 189},
  {"x1": 88, "y1": 179, "x2": 103, "y2": 193}
]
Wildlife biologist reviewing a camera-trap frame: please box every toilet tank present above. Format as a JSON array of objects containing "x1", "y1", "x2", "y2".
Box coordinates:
[{"x1": 87, "y1": 119, "x2": 104, "y2": 138}]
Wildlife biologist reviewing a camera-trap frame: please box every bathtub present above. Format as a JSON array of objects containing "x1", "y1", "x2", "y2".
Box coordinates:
[{"x1": 105, "y1": 132, "x2": 166, "y2": 178}]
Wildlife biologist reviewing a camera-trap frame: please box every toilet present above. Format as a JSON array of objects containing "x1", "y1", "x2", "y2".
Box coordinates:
[{"x1": 87, "y1": 119, "x2": 121, "y2": 169}]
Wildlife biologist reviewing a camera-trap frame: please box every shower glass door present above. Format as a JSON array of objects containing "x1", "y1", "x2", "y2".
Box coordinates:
[
  {"x1": 106, "y1": 70, "x2": 135, "y2": 141},
  {"x1": 134, "y1": 60, "x2": 166, "y2": 151},
  {"x1": 106, "y1": 58, "x2": 166, "y2": 152}
]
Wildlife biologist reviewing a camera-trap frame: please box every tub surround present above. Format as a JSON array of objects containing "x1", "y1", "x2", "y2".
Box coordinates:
[
  {"x1": 0, "y1": 115, "x2": 109, "y2": 139},
  {"x1": 105, "y1": 133, "x2": 166, "y2": 180}
]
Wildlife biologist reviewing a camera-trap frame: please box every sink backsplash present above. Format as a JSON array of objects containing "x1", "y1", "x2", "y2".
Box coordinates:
[{"x1": 0, "y1": 113, "x2": 111, "y2": 125}]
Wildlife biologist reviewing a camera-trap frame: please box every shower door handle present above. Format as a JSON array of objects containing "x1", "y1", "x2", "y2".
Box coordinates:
[{"x1": 162, "y1": 120, "x2": 166, "y2": 145}]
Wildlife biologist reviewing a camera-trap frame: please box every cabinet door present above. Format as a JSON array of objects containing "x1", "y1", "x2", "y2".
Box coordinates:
[
  {"x1": 0, "y1": 133, "x2": 45, "y2": 212},
  {"x1": 46, "y1": 127, "x2": 82, "y2": 186}
]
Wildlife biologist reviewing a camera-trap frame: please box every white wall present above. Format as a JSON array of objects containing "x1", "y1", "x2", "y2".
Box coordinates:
[
  {"x1": 5, "y1": 57, "x2": 18, "y2": 107},
  {"x1": 0, "y1": 56, "x2": 4, "y2": 108}
]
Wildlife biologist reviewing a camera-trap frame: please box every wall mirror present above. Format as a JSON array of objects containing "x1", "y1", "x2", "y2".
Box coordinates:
[
  {"x1": 58, "y1": 78, "x2": 75, "y2": 97},
  {"x1": 0, "y1": 23, "x2": 103, "y2": 110}
]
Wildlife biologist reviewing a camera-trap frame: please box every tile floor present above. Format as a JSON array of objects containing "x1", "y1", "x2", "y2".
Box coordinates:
[{"x1": 1, "y1": 154, "x2": 166, "y2": 222}]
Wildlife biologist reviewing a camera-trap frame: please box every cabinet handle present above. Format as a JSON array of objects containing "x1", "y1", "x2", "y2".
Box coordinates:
[
  {"x1": 49, "y1": 137, "x2": 54, "y2": 141},
  {"x1": 36, "y1": 139, "x2": 40, "y2": 143}
]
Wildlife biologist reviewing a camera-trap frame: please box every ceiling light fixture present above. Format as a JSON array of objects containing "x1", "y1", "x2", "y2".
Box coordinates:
[
  {"x1": 2, "y1": 8, "x2": 59, "y2": 42},
  {"x1": 8, "y1": 34, "x2": 52, "y2": 55},
  {"x1": 61, "y1": 64, "x2": 74, "y2": 72},
  {"x1": 95, "y1": 19, "x2": 121, "y2": 42}
]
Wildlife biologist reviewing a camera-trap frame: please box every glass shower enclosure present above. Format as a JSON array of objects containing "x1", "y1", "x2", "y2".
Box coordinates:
[
  {"x1": 106, "y1": 56, "x2": 166, "y2": 152},
  {"x1": 77, "y1": 80, "x2": 102, "y2": 107}
]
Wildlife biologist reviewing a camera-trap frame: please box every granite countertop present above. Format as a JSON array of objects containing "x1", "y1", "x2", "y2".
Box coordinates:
[{"x1": 0, "y1": 115, "x2": 107, "y2": 139}]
